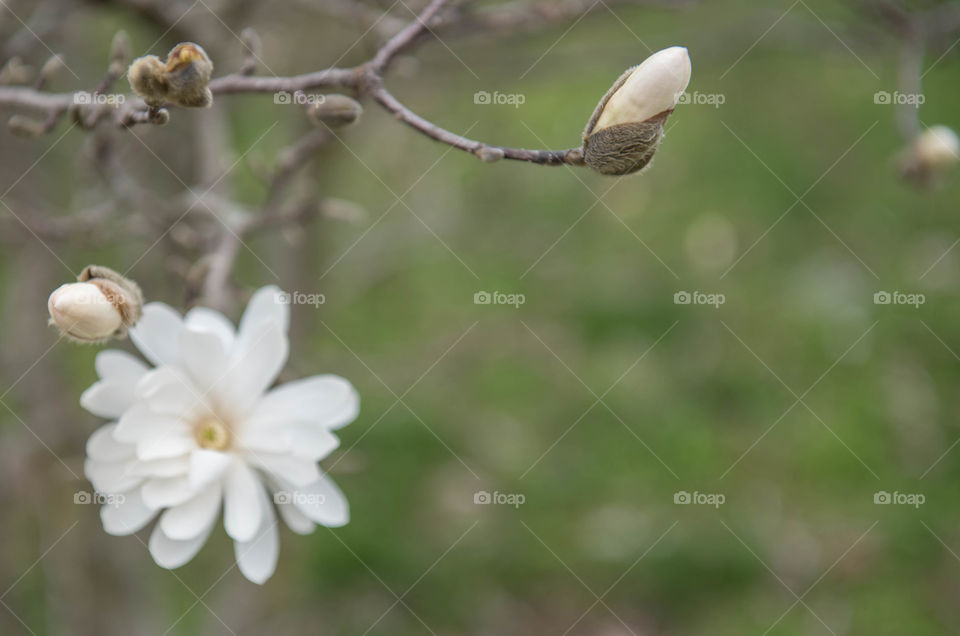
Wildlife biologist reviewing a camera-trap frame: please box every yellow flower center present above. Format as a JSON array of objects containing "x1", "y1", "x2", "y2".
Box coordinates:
[{"x1": 194, "y1": 417, "x2": 231, "y2": 450}]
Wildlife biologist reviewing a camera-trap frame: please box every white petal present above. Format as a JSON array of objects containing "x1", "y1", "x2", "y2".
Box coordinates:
[
  {"x1": 248, "y1": 375, "x2": 359, "y2": 431},
  {"x1": 234, "y1": 482, "x2": 279, "y2": 584},
  {"x1": 238, "y1": 428, "x2": 292, "y2": 454},
  {"x1": 223, "y1": 321, "x2": 288, "y2": 413},
  {"x1": 287, "y1": 426, "x2": 340, "y2": 460},
  {"x1": 126, "y1": 456, "x2": 190, "y2": 478},
  {"x1": 184, "y1": 307, "x2": 236, "y2": 352},
  {"x1": 149, "y1": 520, "x2": 214, "y2": 569},
  {"x1": 86, "y1": 424, "x2": 135, "y2": 462},
  {"x1": 84, "y1": 458, "x2": 142, "y2": 494},
  {"x1": 250, "y1": 453, "x2": 320, "y2": 488},
  {"x1": 82, "y1": 351, "x2": 150, "y2": 419},
  {"x1": 224, "y1": 460, "x2": 263, "y2": 542},
  {"x1": 237, "y1": 286, "x2": 289, "y2": 343},
  {"x1": 101, "y1": 489, "x2": 157, "y2": 536},
  {"x1": 160, "y1": 483, "x2": 222, "y2": 540},
  {"x1": 80, "y1": 380, "x2": 135, "y2": 419},
  {"x1": 141, "y1": 476, "x2": 198, "y2": 509},
  {"x1": 276, "y1": 497, "x2": 315, "y2": 535},
  {"x1": 137, "y1": 367, "x2": 204, "y2": 417},
  {"x1": 288, "y1": 474, "x2": 349, "y2": 527},
  {"x1": 136, "y1": 433, "x2": 194, "y2": 461},
  {"x1": 130, "y1": 302, "x2": 184, "y2": 367},
  {"x1": 115, "y1": 405, "x2": 189, "y2": 443},
  {"x1": 95, "y1": 350, "x2": 149, "y2": 382},
  {"x1": 178, "y1": 326, "x2": 229, "y2": 394},
  {"x1": 188, "y1": 449, "x2": 232, "y2": 489}
]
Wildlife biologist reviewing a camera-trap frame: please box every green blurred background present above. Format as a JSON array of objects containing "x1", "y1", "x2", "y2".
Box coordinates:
[{"x1": 2, "y1": 0, "x2": 960, "y2": 633}]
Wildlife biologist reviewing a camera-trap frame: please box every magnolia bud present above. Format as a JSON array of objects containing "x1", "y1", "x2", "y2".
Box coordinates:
[
  {"x1": 127, "y1": 42, "x2": 213, "y2": 109},
  {"x1": 476, "y1": 146, "x2": 505, "y2": 163},
  {"x1": 47, "y1": 266, "x2": 143, "y2": 343},
  {"x1": 8, "y1": 114, "x2": 47, "y2": 137},
  {"x1": 128, "y1": 55, "x2": 168, "y2": 107},
  {"x1": 582, "y1": 46, "x2": 691, "y2": 176},
  {"x1": 37, "y1": 55, "x2": 65, "y2": 87},
  {"x1": 163, "y1": 43, "x2": 214, "y2": 108},
  {"x1": 109, "y1": 31, "x2": 131, "y2": 77},
  {"x1": 0, "y1": 56, "x2": 32, "y2": 85},
  {"x1": 913, "y1": 126, "x2": 958, "y2": 170},
  {"x1": 306, "y1": 94, "x2": 363, "y2": 128},
  {"x1": 899, "y1": 125, "x2": 959, "y2": 187}
]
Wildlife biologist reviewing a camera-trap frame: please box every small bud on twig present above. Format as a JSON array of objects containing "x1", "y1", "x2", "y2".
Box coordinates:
[
  {"x1": 165, "y1": 43, "x2": 214, "y2": 107},
  {"x1": 35, "y1": 55, "x2": 65, "y2": 90},
  {"x1": 899, "y1": 125, "x2": 959, "y2": 187},
  {"x1": 239, "y1": 28, "x2": 262, "y2": 76},
  {"x1": 128, "y1": 42, "x2": 214, "y2": 109},
  {"x1": 582, "y1": 46, "x2": 691, "y2": 176},
  {"x1": 8, "y1": 115, "x2": 48, "y2": 138},
  {"x1": 109, "y1": 31, "x2": 131, "y2": 77},
  {"x1": 127, "y1": 55, "x2": 167, "y2": 107},
  {"x1": 476, "y1": 146, "x2": 505, "y2": 163},
  {"x1": 0, "y1": 57, "x2": 32, "y2": 85},
  {"x1": 47, "y1": 265, "x2": 143, "y2": 343},
  {"x1": 306, "y1": 94, "x2": 363, "y2": 128}
]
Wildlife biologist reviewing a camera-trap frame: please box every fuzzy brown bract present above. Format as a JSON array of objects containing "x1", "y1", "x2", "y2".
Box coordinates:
[
  {"x1": 77, "y1": 265, "x2": 143, "y2": 330},
  {"x1": 127, "y1": 55, "x2": 168, "y2": 108},
  {"x1": 164, "y1": 43, "x2": 213, "y2": 108},
  {"x1": 583, "y1": 118, "x2": 665, "y2": 176}
]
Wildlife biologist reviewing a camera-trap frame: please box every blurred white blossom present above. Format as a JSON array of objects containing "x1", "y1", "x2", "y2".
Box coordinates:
[{"x1": 81, "y1": 286, "x2": 359, "y2": 584}]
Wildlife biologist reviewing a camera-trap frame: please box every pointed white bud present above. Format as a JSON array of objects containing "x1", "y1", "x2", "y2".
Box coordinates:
[
  {"x1": 48, "y1": 283, "x2": 123, "y2": 342},
  {"x1": 899, "y1": 125, "x2": 959, "y2": 187},
  {"x1": 592, "y1": 46, "x2": 691, "y2": 133},
  {"x1": 47, "y1": 266, "x2": 143, "y2": 343},
  {"x1": 582, "y1": 47, "x2": 692, "y2": 176},
  {"x1": 913, "y1": 126, "x2": 959, "y2": 171}
]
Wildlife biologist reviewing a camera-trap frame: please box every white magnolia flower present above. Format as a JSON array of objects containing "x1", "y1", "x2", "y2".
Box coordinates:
[{"x1": 81, "y1": 286, "x2": 359, "y2": 584}]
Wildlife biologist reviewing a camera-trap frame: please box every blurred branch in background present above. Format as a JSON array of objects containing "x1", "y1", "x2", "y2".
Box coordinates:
[
  {"x1": 862, "y1": 0, "x2": 960, "y2": 187},
  {"x1": 0, "y1": 0, "x2": 697, "y2": 314}
]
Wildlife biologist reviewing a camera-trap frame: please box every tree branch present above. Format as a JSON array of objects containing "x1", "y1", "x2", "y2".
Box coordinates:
[
  {"x1": 370, "y1": 0, "x2": 450, "y2": 73},
  {"x1": 0, "y1": 0, "x2": 600, "y2": 165},
  {"x1": 370, "y1": 82, "x2": 583, "y2": 165}
]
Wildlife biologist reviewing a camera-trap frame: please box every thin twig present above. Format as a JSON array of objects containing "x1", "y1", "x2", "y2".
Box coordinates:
[
  {"x1": 371, "y1": 83, "x2": 583, "y2": 165},
  {"x1": 370, "y1": 0, "x2": 450, "y2": 73}
]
